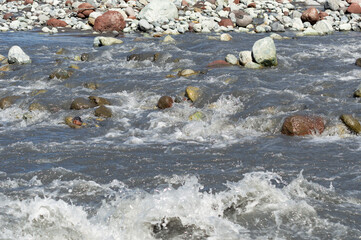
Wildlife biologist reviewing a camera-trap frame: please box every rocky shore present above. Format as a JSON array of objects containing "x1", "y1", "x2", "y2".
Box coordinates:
[{"x1": 1, "y1": 0, "x2": 361, "y2": 36}]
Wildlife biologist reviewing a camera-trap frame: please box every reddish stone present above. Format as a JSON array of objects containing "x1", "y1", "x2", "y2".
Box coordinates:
[
  {"x1": 207, "y1": 60, "x2": 231, "y2": 68},
  {"x1": 223, "y1": 7, "x2": 231, "y2": 11},
  {"x1": 3, "y1": 13, "x2": 14, "y2": 20},
  {"x1": 248, "y1": 2, "x2": 256, "y2": 8},
  {"x1": 234, "y1": 0, "x2": 240, "y2": 3},
  {"x1": 318, "y1": 11, "x2": 328, "y2": 20},
  {"x1": 301, "y1": 7, "x2": 319, "y2": 25},
  {"x1": 93, "y1": 11, "x2": 126, "y2": 32},
  {"x1": 47, "y1": 18, "x2": 68, "y2": 27},
  {"x1": 157, "y1": 96, "x2": 173, "y2": 109},
  {"x1": 65, "y1": 0, "x2": 72, "y2": 6},
  {"x1": 284, "y1": 11, "x2": 289, "y2": 16},
  {"x1": 77, "y1": 3, "x2": 95, "y2": 19},
  {"x1": 181, "y1": 0, "x2": 189, "y2": 7},
  {"x1": 218, "y1": 18, "x2": 233, "y2": 27},
  {"x1": 347, "y1": 3, "x2": 361, "y2": 13},
  {"x1": 347, "y1": 0, "x2": 361, "y2": 3},
  {"x1": 281, "y1": 115, "x2": 325, "y2": 136},
  {"x1": 24, "y1": 0, "x2": 33, "y2": 4}
]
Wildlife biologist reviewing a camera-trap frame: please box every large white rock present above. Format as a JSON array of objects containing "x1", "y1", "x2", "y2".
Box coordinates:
[
  {"x1": 8, "y1": 46, "x2": 31, "y2": 64},
  {"x1": 339, "y1": 23, "x2": 351, "y2": 31},
  {"x1": 313, "y1": 20, "x2": 334, "y2": 34},
  {"x1": 239, "y1": 51, "x2": 252, "y2": 66},
  {"x1": 138, "y1": 0, "x2": 178, "y2": 22},
  {"x1": 252, "y1": 37, "x2": 277, "y2": 67}
]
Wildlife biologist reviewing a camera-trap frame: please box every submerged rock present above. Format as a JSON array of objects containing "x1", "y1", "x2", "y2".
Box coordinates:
[
  {"x1": 0, "y1": 96, "x2": 20, "y2": 109},
  {"x1": 355, "y1": 58, "x2": 361, "y2": 67},
  {"x1": 207, "y1": 60, "x2": 231, "y2": 68},
  {"x1": 354, "y1": 83, "x2": 361, "y2": 97},
  {"x1": 70, "y1": 97, "x2": 97, "y2": 110},
  {"x1": 65, "y1": 116, "x2": 82, "y2": 129},
  {"x1": 127, "y1": 53, "x2": 160, "y2": 62},
  {"x1": 252, "y1": 37, "x2": 277, "y2": 67},
  {"x1": 157, "y1": 96, "x2": 173, "y2": 109},
  {"x1": 281, "y1": 115, "x2": 325, "y2": 136},
  {"x1": 84, "y1": 82, "x2": 99, "y2": 90},
  {"x1": 189, "y1": 111, "x2": 205, "y2": 121},
  {"x1": 8, "y1": 46, "x2": 31, "y2": 64},
  {"x1": 220, "y1": 33, "x2": 232, "y2": 41},
  {"x1": 49, "y1": 69, "x2": 73, "y2": 80},
  {"x1": 95, "y1": 105, "x2": 112, "y2": 118},
  {"x1": 89, "y1": 96, "x2": 111, "y2": 106},
  {"x1": 93, "y1": 11, "x2": 126, "y2": 33},
  {"x1": 93, "y1": 36, "x2": 123, "y2": 47},
  {"x1": 29, "y1": 102, "x2": 47, "y2": 111},
  {"x1": 340, "y1": 114, "x2": 361, "y2": 134}
]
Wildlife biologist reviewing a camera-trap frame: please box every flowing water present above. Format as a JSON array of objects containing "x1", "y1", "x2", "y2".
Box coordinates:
[{"x1": 0, "y1": 30, "x2": 360, "y2": 239}]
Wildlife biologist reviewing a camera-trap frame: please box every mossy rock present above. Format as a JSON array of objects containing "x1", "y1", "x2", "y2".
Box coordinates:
[
  {"x1": 340, "y1": 114, "x2": 361, "y2": 134},
  {"x1": 89, "y1": 96, "x2": 111, "y2": 106}
]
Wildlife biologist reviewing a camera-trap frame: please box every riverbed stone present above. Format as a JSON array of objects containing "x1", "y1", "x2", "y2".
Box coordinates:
[
  {"x1": 252, "y1": 37, "x2": 277, "y2": 67},
  {"x1": 127, "y1": 53, "x2": 160, "y2": 62},
  {"x1": 207, "y1": 60, "x2": 231, "y2": 68},
  {"x1": 355, "y1": 58, "x2": 361, "y2": 67},
  {"x1": 65, "y1": 116, "x2": 82, "y2": 129},
  {"x1": 0, "y1": 96, "x2": 20, "y2": 109},
  {"x1": 77, "y1": 3, "x2": 95, "y2": 18},
  {"x1": 281, "y1": 115, "x2": 325, "y2": 136},
  {"x1": 157, "y1": 96, "x2": 173, "y2": 109},
  {"x1": 185, "y1": 86, "x2": 201, "y2": 102},
  {"x1": 347, "y1": 3, "x2": 361, "y2": 13},
  {"x1": 220, "y1": 33, "x2": 232, "y2": 41},
  {"x1": 89, "y1": 96, "x2": 111, "y2": 106},
  {"x1": 189, "y1": 111, "x2": 205, "y2": 121},
  {"x1": 138, "y1": 0, "x2": 178, "y2": 22},
  {"x1": 49, "y1": 69, "x2": 73, "y2": 80},
  {"x1": 340, "y1": 23, "x2": 352, "y2": 31},
  {"x1": 179, "y1": 69, "x2": 197, "y2": 77},
  {"x1": 325, "y1": 0, "x2": 341, "y2": 11},
  {"x1": 29, "y1": 102, "x2": 47, "y2": 111},
  {"x1": 239, "y1": 50, "x2": 253, "y2": 66},
  {"x1": 301, "y1": 8, "x2": 319, "y2": 25},
  {"x1": 70, "y1": 97, "x2": 97, "y2": 110},
  {"x1": 340, "y1": 114, "x2": 361, "y2": 134},
  {"x1": 93, "y1": 11, "x2": 126, "y2": 33},
  {"x1": 8, "y1": 46, "x2": 31, "y2": 64},
  {"x1": 95, "y1": 105, "x2": 112, "y2": 118},
  {"x1": 93, "y1": 36, "x2": 123, "y2": 47},
  {"x1": 313, "y1": 20, "x2": 334, "y2": 34},
  {"x1": 47, "y1": 18, "x2": 67, "y2": 27}
]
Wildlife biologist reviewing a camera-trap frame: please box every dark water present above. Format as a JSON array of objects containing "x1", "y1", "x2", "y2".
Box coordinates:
[{"x1": 0, "y1": 30, "x2": 360, "y2": 239}]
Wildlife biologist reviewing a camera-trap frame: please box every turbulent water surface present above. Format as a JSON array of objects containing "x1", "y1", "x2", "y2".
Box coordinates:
[{"x1": 0, "y1": 30, "x2": 360, "y2": 239}]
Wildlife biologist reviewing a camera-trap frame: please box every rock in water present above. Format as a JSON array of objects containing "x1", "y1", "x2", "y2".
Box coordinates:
[
  {"x1": 157, "y1": 96, "x2": 173, "y2": 109},
  {"x1": 0, "y1": 96, "x2": 20, "y2": 109},
  {"x1": 95, "y1": 105, "x2": 112, "y2": 118},
  {"x1": 340, "y1": 114, "x2": 361, "y2": 134},
  {"x1": 355, "y1": 58, "x2": 361, "y2": 67},
  {"x1": 252, "y1": 37, "x2": 277, "y2": 67},
  {"x1": 70, "y1": 97, "x2": 97, "y2": 110},
  {"x1": 281, "y1": 115, "x2": 325, "y2": 136},
  {"x1": 8, "y1": 46, "x2": 31, "y2": 64},
  {"x1": 89, "y1": 96, "x2": 111, "y2": 106},
  {"x1": 185, "y1": 86, "x2": 201, "y2": 102},
  {"x1": 239, "y1": 51, "x2": 253, "y2": 66},
  {"x1": 93, "y1": 37, "x2": 123, "y2": 47},
  {"x1": 138, "y1": 0, "x2": 178, "y2": 22}
]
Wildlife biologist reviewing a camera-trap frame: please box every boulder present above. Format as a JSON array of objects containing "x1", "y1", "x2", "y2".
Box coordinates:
[
  {"x1": 138, "y1": 0, "x2": 178, "y2": 22},
  {"x1": 93, "y1": 11, "x2": 126, "y2": 33},
  {"x1": 313, "y1": 20, "x2": 334, "y2": 34},
  {"x1": 0, "y1": 96, "x2": 20, "y2": 109},
  {"x1": 225, "y1": 54, "x2": 238, "y2": 65},
  {"x1": 281, "y1": 115, "x2": 325, "y2": 136},
  {"x1": 93, "y1": 36, "x2": 123, "y2": 47},
  {"x1": 89, "y1": 96, "x2": 111, "y2": 106},
  {"x1": 8, "y1": 46, "x2": 31, "y2": 64},
  {"x1": 340, "y1": 114, "x2": 361, "y2": 134},
  {"x1": 301, "y1": 8, "x2": 319, "y2": 25},
  {"x1": 46, "y1": 18, "x2": 67, "y2": 27},
  {"x1": 157, "y1": 96, "x2": 173, "y2": 109},
  {"x1": 95, "y1": 105, "x2": 112, "y2": 118},
  {"x1": 70, "y1": 97, "x2": 97, "y2": 110},
  {"x1": 49, "y1": 69, "x2": 73, "y2": 80},
  {"x1": 185, "y1": 86, "x2": 201, "y2": 102},
  {"x1": 239, "y1": 51, "x2": 253, "y2": 66},
  {"x1": 127, "y1": 53, "x2": 160, "y2": 62},
  {"x1": 252, "y1": 37, "x2": 277, "y2": 67},
  {"x1": 219, "y1": 18, "x2": 233, "y2": 27},
  {"x1": 77, "y1": 3, "x2": 95, "y2": 18}
]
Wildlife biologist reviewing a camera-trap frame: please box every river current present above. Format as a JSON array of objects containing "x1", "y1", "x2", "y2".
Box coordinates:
[{"x1": 0, "y1": 30, "x2": 360, "y2": 239}]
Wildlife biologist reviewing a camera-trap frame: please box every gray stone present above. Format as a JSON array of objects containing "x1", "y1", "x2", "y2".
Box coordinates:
[
  {"x1": 313, "y1": 20, "x2": 334, "y2": 34},
  {"x1": 8, "y1": 46, "x2": 31, "y2": 64},
  {"x1": 239, "y1": 51, "x2": 253, "y2": 66},
  {"x1": 139, "y1": 19, "x2": 152, "y2": 31},
  {"x1": 325, "y1": 0, "x2": 340, "y2": 11},
  {"x1": 138, "y1": 0, "x2": 178, "y2": 22},
  {"x1": 271, "y1": 22, "x2": 285, "y2": 32},
  {"x1": 252, "y1": 37, "x2": 277, "y2": 67},
  {"x1": 225, "y1": 54, "x2": 238, "y2": 65}
]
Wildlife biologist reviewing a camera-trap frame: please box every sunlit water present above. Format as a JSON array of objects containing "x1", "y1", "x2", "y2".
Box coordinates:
[{"x1": 0, "y1": 30, "x2": 360, "y2": 239}]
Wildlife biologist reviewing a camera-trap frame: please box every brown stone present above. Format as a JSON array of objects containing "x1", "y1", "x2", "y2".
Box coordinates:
[
  {"x1": 3, "y1": 13, "x2": 14, "y2": 20},
  {"x1": 93, "y1": 11, "x2": 126, "y2": 32},
  {"x1": 356, "y1": 58, "x2": 361, "y2": 67},
  {"x1": 347, "y1": 3, "x2": 361, "y2": 13},
  {"x1": 207, "y1": 60, "x2": 231, "y2": 68},
  {"x1": 248, "y1": 2, "x2": 256, "y2": 8},
  {"x1": 301, "y1": 8, "x2": 319, "y2": 25},
  {"x1": 218, "y1": 18, "x2": 233, "y2": 27},
  {"x1": 318, "y1": 11, "x2": 329, "y2": 20},
  {"x1": 77, "y1": 3, "x2": 95, "y2": 19},
  {"x1": 157, "y1": 96, "x2": 173, "y2": 109},
  {"x1": 340, "y1": 114, "x2": 361, "y2": 134},
  {"x1": 70, "y1": 97, "x2": 97, "y2": 110},
  {"x1": 65, "y1": 0, "x2": 72, "y2": 6},
  {"x1": 234, "y1": 0, "x2": 240, "y2": 3},
  {"x1": 95, "y1": 105, "x2": 112, "y2": 118},
  {"x1": 24, "y1": 0, "x2": 33, "y2": 4},
  {"x1": 0, "y1": 96, "x2": 20, "y2": 109},
  {"x1": 49, "y1": 69, "x2": 73, "y2": 80},
  {"x1": 281, "y1": 115, "x2": 325, "y2": 136},
  {"x1": 89, "y1": 96, "x2": 111, "y2": 106},
  {"x1": 47, "y1": 18, "x2": 67, "y2": 27}
]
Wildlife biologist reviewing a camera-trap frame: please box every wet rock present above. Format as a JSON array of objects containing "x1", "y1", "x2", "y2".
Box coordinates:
[
  {"x1": 225, "y1": 54, "x2": 238, "y2": 65},
  {"x1": 189, "y1": 111, "x2": 205, "y2": 121},
  {"x1": 47, "y1": 18, "x2": 67, "y2": 27},
  {"x1": 89, "y1": 96, "x2": 111, "y2": 106},
  {"x1": 245, "y1": 62, "x2": 262, "y2": 69},
  {"x1": 163, "y1": 35, "x2": 176, "y2": 43},
  {"x1": 95, "y1": 105, "x2": 112, "y2": 118},
  {"x1": 185, "y1": 86, "x2": 201, "y2": 102},
  {"x1": 340, "y1": 114, "x2": 361, "y2": 134},
  {"x1": 93, "y1": 36, "x2": 123, "y2": 47},
  {"x1": 127, "y1": 53, "x2": 160, "y2": 62},
  {"x1": 65, "y1": 116, "x2": 82, "y2": 129},
  {"x1": 239, "y1": 51, "x2": 253, "y2": 66},
  {"x1": 220, "y1": 33, "x2": 232, "y2": 41},
  {"x1": 81, "y1": 53, "x2": 90, "y2": 61},
  {"x1": 70, "y1": 97, "x2": 96, "y2": 110},
  {"x1": 0, "y1": 54, "x2": 6, "y2": 63},
  {"x1": 56, "y1": 48, "x2": 67, "y2": 55},
  {"x1": 29, "y1": 102, "x2": 47, "y2": 111},
  {"x1": 0, "y1": 96, "x2": 20, "y2": 109},
  {"x1": 157, "y1": 96, "x2": 173, "y2": 109},
  {"x1": 49, "y1": 69, "x2": 73, "y2": 80},
  {"x1": 69, "y1": 64, "x2": 79, "y2": 70},
  {"x1": 77, "y1": 3, "x2": 95, "y2": 19},
  {"x1": 0, "y1": 65, "x2": 11, "y2": 72},
  {"x1": 93, "y1": 11, "x2": 126, "y2": 33},
  {"x1": 355, "y1": 58, "x2": 361, "y2": 68},
  {"x1": 84, "y1": 82, "x2": 99, "y2": 90},
  {"x1": 138, "y1": 0, "x2": 178, "y2": 22},
  {"x1": 301, "y1": 8, "x2": 319, "y2": 25},
  {"x1": 281, "y1": 115, "x2": 325, "y2": 136},
  {"x1": 207, "y1": 60, "x2": 231, "y2": 68},
  {"x1": 178, "y1": 69, "x2": 198, "y2": 77},
  {"x1": 30, "y1": 89, "x2": 47, "y2": 96},
  {"x1": 252, "y1": 37, "x2": 277, "y2": 67},
  {"x1": 8, "y1": 46, "x2": 31, "y2": 64}
]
